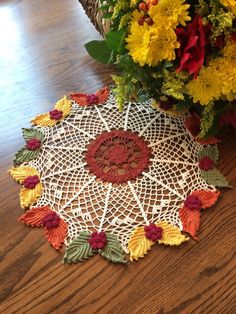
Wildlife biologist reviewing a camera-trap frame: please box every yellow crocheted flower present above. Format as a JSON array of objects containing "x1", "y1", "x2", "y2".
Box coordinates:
[
  {"x1": 187, "y1": 67, "x2": 222, "y2": 105},
  {"x1": 220, "y1": 0, "x2": 236, "y2": 15},
  {"x1": 149, "y1": 0, "x2": 191, "y2": 29},
  {"x1": 126, "y1": 11, "x2": 180, "y2": 66},
  {"x1": 31, "y1": 96, "x2": 71, "y2": 127}
]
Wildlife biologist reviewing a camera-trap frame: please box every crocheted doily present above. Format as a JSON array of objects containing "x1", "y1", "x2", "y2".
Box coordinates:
[{"x1": 9, "y1": 87, "x2": 229, "y2": 263}]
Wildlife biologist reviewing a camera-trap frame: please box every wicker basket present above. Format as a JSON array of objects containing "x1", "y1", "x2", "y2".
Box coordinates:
[{"x1": 79, "y1": 0, "x2": 110, "y2": 36}]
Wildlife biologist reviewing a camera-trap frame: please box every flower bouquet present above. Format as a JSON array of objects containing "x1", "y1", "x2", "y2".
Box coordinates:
[{"x1": 84, "y1": 0, "x2": 236, "y2": 140}]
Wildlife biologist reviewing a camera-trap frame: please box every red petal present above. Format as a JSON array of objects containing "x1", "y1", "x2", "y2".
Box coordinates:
[
  {"x1": 179, "y1": 206, "x2": 200, "y2": 239},
  {"x1": 19, "y1": 206, "x2": 52, "y2": 227},
  {"x1": 70, "y1": 93, "x2": 88, "y2": 106},
  {"x1": 96, "y1": 86, "x2": 109, "y2": 103},
  {"x1": 44, "y1": 219, "x2": 67, "y2": 249},
  {"x1": 191, "y1": 190, "x2": 220, "y2": 209}
]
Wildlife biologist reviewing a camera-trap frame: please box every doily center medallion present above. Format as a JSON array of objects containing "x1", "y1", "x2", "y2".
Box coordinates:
[{"x1": 86, "y1": 130, "x2": 151, "y2": 183}]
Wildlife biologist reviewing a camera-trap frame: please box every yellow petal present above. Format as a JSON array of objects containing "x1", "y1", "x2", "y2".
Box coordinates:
[
  {"x1": 20, "y1": 183, "x2": 42, "y2": 208},
  {"x1": 157, "y1": 221, "x2": 189, "y2": 246},
  {"x1": 128, "y1": 226, "x2": 153, "y2": 261},
  {"x1": 9, "y1": 166, "x2": 40, "y2": 184},
  {"x1": 31, "y1": 113, "x2": 57, "y2": 127},
  {"x1": 54, "y1": 96, "x2": 72, "y2": 118}
]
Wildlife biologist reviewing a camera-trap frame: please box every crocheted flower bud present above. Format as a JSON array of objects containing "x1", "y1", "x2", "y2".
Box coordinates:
[
  {"x1": 23, "y1": 175, "x2": 40, "y2": 189},
  {"x1": 86, "y1": 94, "x2": 99, "y2": 105},
  {"x1": 88, "y1": 231, "x2": 107, "y2": 250},
  {"x1": 42, "y1": 212, "x2": 60, "y2": 229},
  {"x1": 184, "y1": 195, "x2": 202, "y2": 211},
  {"x1": 49, "y1": 109, "x2": 63, "y2": 120},
  {"x1": 26, "y1": 138, "x2": 41, "y2": 150},
  {"x1": 198, "y1": 156, "x2": 215, "y2": 171},
  {"x1": 144, "y1": 223, "x2": 163, "y2": 241}
]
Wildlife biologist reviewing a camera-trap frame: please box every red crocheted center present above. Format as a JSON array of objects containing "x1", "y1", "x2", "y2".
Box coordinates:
[{"x1": 86, "y1": 130, "x2": 151, "y2": 183}]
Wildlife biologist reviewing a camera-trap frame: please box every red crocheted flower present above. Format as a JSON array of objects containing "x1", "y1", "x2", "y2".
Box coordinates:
[
  {"x1": 23, "y1": 175, "x2": 40, "y2": 189},
  {"x1": 86, "y1": 94, "x2": 99, "y2": 104},
  {"x1": 198, "y1": 156, "x2": 215, "y2": 171},
  {"x1": 88, "y1": 231, "x2": 107, "y2": 250},
  {"x1": 86, "y1": 130, "x2": 151, "y2": 183},
  {"x1": 144, "y1": 224, "x2": 163, "y2": 241},
  {"x1": 26, "y1": 138, "x2": 41, "y2": 150},
  {"x1": 19, "y1": 206, "x2": 67, "y2": 249},
  {"x1": 49, "y1": 109, "x2": 63, "y2": 120},
  {"x1": 176, "y1": 15, "x2": 210, "y2": 78},
  {"x1": 184, "y1": 195, "x2": 202, "y2": 211},
  {"x1": 42, "y1": 212, "x2": 60, "y2": 229}
]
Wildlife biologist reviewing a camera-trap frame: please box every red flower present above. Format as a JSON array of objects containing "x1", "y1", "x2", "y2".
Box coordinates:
[
  {"x1": 144, "y1": 224, "x2": 163, "y2": 241},
  {"x1": 26, "y1": 138, "x2": 41, "y2": 150},
  {"x1": 176, "y1": 15, "x2": 210, "y2": 78},
  {"x1": 19, "y1": 206, "x2": 67, "y2": 249},
  {"x1": 184, "y1": 195, "x2": 202, "y2": 211},
  {"x1": 42, "y1": 212, "x2": 60, "y2": 229},
  {"x1": 88, "y1": 231, "x2": 107, "y2": 250},
  {"x1": 23, "y1": 175, "x2": 40, "y2": 189},
  {"x1": 49, "y1": 109, "x2": 63, "y2": 120},
  {"x1": 198, "y1": 156, "x2": 215, "y2": 171}
]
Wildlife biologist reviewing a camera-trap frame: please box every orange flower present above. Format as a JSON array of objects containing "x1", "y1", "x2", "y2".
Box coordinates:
[
  {"x1": 70, "y1": 86, "x2": 109, "y2": 106},
  {"x1": 19, "y1": 206, "x2": 67, "y2": 249}
]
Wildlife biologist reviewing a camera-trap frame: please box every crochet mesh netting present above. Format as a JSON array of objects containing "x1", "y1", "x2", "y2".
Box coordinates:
[{"x1": 28, "y1": 93, "x2": 214, "y2": 253}]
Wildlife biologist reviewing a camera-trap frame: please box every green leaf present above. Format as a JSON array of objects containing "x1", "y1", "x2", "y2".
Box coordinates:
[
  {"x1": 22, "y1": 128, "x2": 44, "y2": 141},
  {"x1": 198, "y1": 146, "x2": 219, "y2": 163},
  {"x1": 63, "y1": 232, "x2": 94, "y2": 263},
  {"x1": 100, "y1": 234, "x2": 126, "y2": 263},
  {"x1": 13, "y1": 147, "x2": 40, "y2": 163},
  {"x1": 201, "y1": 169, "x2": 231, "y2": 188},
  {"x1": 102, "y1": 12, "x2": 113, "y2": 19},
  {"x1": 85, "y1": 40, "x2": 113, "y2": 64},
  {"x1": 105, "y1": 29, "x2": 125, "y2": 51}
]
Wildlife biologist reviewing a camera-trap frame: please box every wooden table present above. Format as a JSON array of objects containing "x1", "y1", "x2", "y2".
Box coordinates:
[{"x1": 0, "y1": 1, "x2": 235, "y2": 313}]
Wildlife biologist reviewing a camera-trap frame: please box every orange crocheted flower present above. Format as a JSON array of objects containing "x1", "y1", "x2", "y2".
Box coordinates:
[
  {"x1": 70, "y1": 86, "x2": 109, "y2": 106},
  {"x1": 19, "y1": 206, "x2": 67, "y2": 249},
  {"x1": 179, "y1": 190, "x2": 220, "y2": 239}
]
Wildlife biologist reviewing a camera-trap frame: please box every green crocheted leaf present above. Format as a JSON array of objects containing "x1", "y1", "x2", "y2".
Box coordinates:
[
  {"x1": 100, "y1": 234, "x2": 126, "y2": 263},
  {"x1": 198, "y1": 146, "x2": 219, "y2": 163},
  {"x1": 13, "y1": 147, "x2": 40, "y2": 163},
  {"x1": 63, "y1": 232, "x2": 94, "y2": 263},
  {"x1": 22, "y1": 128, "x2": 44, "y2": 141},
  {"x1": 201, "y1": 169, "x2": 231, "y2": 188}
]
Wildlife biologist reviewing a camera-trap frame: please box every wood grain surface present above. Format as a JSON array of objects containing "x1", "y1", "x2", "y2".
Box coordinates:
[{"x1": 0, "y1": 1, "x2": 236, "y2": 313}]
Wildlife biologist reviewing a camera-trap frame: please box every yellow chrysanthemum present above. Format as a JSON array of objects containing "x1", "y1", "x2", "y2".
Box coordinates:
[
  {"x1": 126, "y1": 11, "x2": 180, "y2": 66},
  {"x1": 223, "y1": 39, "x2": 236, "y2": 63},
  {"x1": 149, "y1": 0, "x2": 191, "y2": 29},
  {"x1": 220, "y1": 0, "x2": 236, "y2": 15},
  {"x1": 187, "y1": 67, "x2": 222, "y2": 105}
]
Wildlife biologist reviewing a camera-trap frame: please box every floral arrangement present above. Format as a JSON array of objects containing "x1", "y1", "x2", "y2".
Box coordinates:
[{"x1": 85, "y1": 0, "x2": 236, "y2": 139}]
